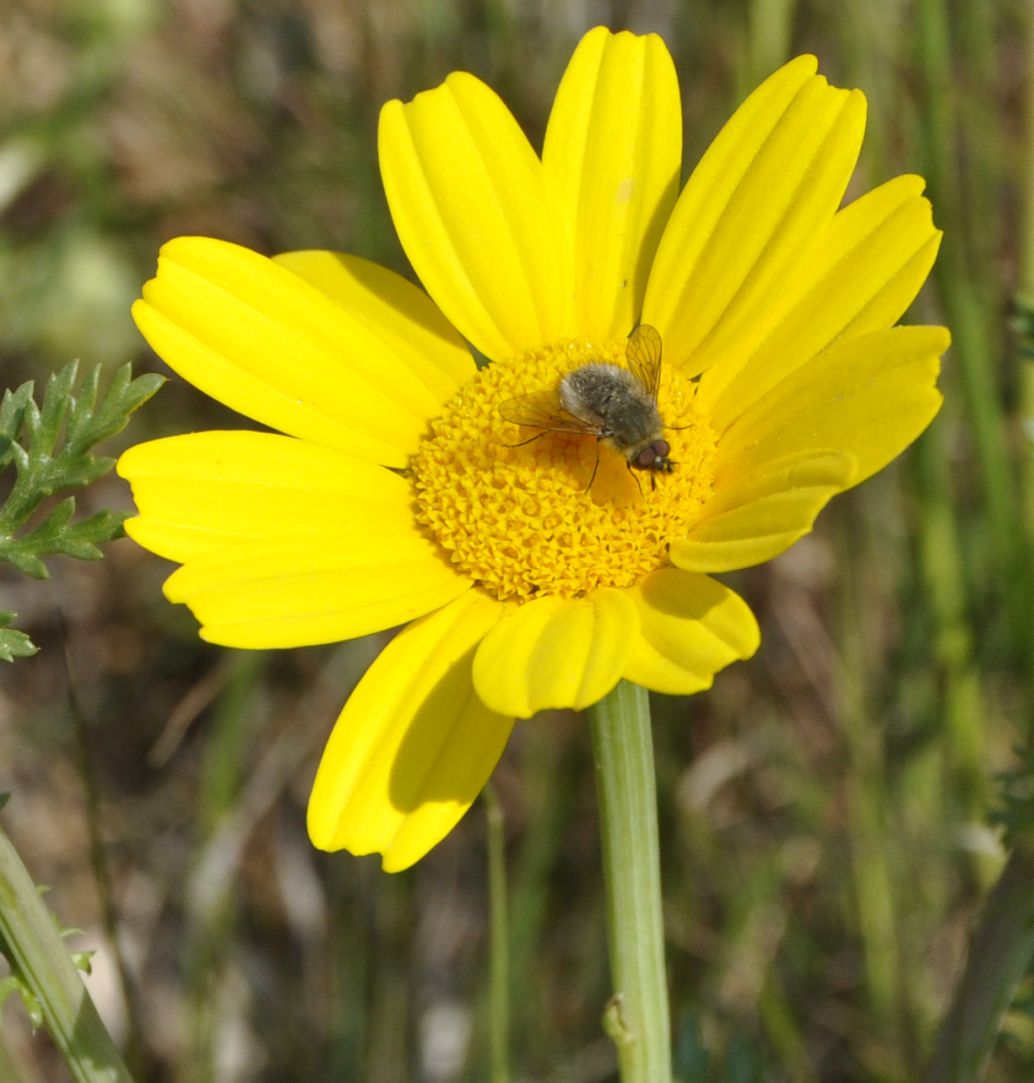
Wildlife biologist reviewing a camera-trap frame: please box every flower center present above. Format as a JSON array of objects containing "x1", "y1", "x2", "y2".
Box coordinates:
[{"x1": 410, "y1": 338, "x2": 716, "y2": 602}]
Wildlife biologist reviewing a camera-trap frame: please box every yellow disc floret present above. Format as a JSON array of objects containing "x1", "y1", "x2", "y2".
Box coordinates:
[{"x1": 411, "y1": 339, "x2": 716, "y2": 602}]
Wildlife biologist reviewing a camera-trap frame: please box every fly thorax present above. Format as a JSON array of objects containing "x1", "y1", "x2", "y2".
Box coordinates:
[{"x1": 409, "y1": 338, "x2": 718, "y2": 603}]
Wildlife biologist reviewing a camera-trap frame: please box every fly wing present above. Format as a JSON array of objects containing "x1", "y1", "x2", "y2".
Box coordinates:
[
  {"x1": 499, "y1": 389, "x2": 601, "y2": 435},
  {"x1": 625, "y1": 324, "x2": 663, "y2": 402}
]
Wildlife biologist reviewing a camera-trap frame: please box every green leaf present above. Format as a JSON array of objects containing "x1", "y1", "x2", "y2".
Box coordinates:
[
  {"x1": 2, "y1": 500, "x2": 127, "y2": 575},
  {"x1": 0, "y1": 361, "x2": 162, "y2": 582},
  {"x1": 0, "y1": 382, "x2": 34, "y2": 470},
  {"x1": 0, "y1": 612, "x2": 37, "y2": 662}
]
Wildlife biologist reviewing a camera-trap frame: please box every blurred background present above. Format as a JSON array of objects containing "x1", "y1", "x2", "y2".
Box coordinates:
[{"x1": 0, "y1": 0, "x2": 1029, "y2": 1080}]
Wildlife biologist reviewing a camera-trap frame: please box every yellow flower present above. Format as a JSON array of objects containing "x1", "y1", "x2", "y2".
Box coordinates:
[{"x1": 118, "y1": 28, "x2": 947, "y2": 871}]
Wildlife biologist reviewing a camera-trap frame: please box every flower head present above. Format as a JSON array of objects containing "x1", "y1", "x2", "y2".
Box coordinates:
[{"x1": 119, "y1": 29, "x2": 947, "y2": 870}]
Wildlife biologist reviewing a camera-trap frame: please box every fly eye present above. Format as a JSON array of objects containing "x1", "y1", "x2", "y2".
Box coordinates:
[
  {"x1": 654, "y1": 439, "x2": 671, "y2": 458},
  {"x1": 636, "y1": 447, "x2": 657, "y2": 468}
]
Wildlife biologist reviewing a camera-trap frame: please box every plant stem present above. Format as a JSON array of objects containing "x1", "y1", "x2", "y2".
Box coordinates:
[
  {"x1": 484, "y1": 783, "x2": 511, "y2": 1083},
  {"x1": 925, "y1": 848, "x2": 1034, "y2": 1082},
  {"x1": 0, "y1": 824, "x2": 134, "y2": 1083},
  {"x1": 587, "y1": 681, "x2": 671, "y2": 1083}
]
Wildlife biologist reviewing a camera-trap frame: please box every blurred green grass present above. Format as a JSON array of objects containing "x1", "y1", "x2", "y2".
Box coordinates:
[{"x1": 1, "y1": 1, "x2": 1031, "y2": 1080}]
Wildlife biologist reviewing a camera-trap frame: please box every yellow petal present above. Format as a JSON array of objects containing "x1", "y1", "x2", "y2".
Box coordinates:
[
  {"x1": 643, "y1": 56, "x2": 866, "y2": 374},
  {"x1": 542, "y1": 27, "x2": 681, "y2": 340},
  {"x1": 472, "y1": 589, "x2": 637, "y2": 717},
  {"x1": 670, "y1": 451, "x2": 855, "y2": 572},
  {"x1": 272, "y1": 249, "x2": 475, "y2": 403},
  {"x1": 622, "y1": 569, "x2": 760, "y2": 695},
  {"x1": 162, "y1": 531, "x2": 471, "y2": 649},
  {"x1": 117, "y1": 431, "x2": 414, "y2": 564},
  {"x1": 307, "y1": 591, "x2": 511, "y2": 872},
  {"x1": 379, "y1": 72, "x2": 573, "y2": 362},
  {"x1": 717, "y1": 325, "x2": 947, "y2": 490},
  {"x1": 134, "y1": 237, "x2": 444, "y2": 467},
  {"x1": 701, "y1": 175, "x2": 943, "y2": 429}
]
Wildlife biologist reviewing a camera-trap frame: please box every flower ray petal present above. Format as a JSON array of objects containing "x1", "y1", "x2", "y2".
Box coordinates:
[
  {"x1": 717, "y1": 325, "x2": 948, "y2": 490},
  {"x1": 307, "y1": 592, "x2": 511, "y2": 871},
  {"x1": 134, "y1": 238, "x2": 444, "y2": 466},
  {"x1": 622, "y1": 569, "x2": 760, "y2": 694},
  {"x1": 671, "y1": 450, "x2": 855, "y2": 572},
  {"x1": 379, "y1": 71, "x2": 574, "y2": 362},
  {"x1": 118, "y1": 431, "x2": 414, "y2": 563},
  {"x1": 472, "y1": 589, "x2": 637, "y2": 717},
  {"x1": 273, "y1": 249, "x2": 476, "y2": 404},
  {"x1": 643, "y1": 56, "x2": 866, "y2": 374},
  {"x1": 543, "y1": 26, "x2": 681, "y2": 340},
  {"x1": 162, "y1": 533, "x2": 471, "y2": 649},
  {"x1": 701, "y1": 174, "x2": 943, "y2": 428}
]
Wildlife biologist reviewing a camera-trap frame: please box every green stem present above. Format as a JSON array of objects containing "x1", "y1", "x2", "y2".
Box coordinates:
[
  {"x1": 484, "y1": 783, "x2": 511, "y2": 1083},
  {"x1": 925, "y1": 848, "x2": 1034, "y2": 1082},
  {"x1": 587, "y1": 681, "x2": 671, "y2": 1083},
  {"x1": 0, "y1": 825, "x2": 134, "y2": 1083}
]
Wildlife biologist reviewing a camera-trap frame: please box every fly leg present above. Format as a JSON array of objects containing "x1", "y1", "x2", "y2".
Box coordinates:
[
  {"x1": 585, "y1": 439, "x2": 602, "y2": 492},
  {"x1": 623, "y1": 460, "x2": 645, "y2": 497}
]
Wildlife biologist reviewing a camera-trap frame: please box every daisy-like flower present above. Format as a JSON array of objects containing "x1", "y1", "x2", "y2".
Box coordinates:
[{"x1": 118, "y1": 28, "x2": 947, "y2": 871}]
